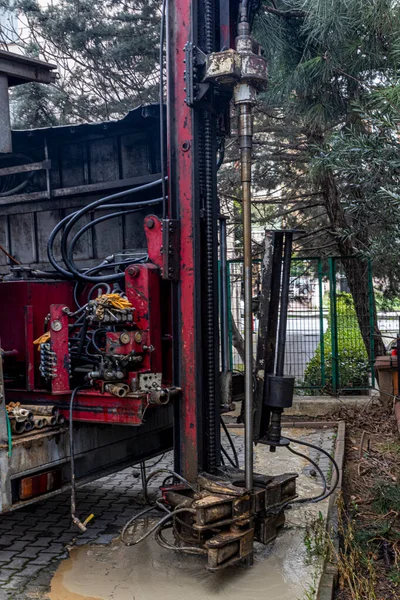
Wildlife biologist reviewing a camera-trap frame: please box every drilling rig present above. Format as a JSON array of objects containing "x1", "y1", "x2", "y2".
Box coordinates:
[{"x1": 0, "y1": 0, "x2": 337, "y2": 571}]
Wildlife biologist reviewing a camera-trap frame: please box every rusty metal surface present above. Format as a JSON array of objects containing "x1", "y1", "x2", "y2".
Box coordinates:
[
  {"x1": 0, "y1": 106, "x2": 162, "y2": 273},
  {"x1": 0, "y1": 402, "x2": 173, "y2": 513}
]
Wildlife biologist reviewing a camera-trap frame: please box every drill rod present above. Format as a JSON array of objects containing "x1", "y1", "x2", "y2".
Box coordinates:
[{"x1": 239, "y1": 101, "x2": 254, "y2": 491}]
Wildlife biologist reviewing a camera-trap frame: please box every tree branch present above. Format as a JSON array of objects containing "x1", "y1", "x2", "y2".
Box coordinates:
[{"x1": 265, "y1": 4, "x2": 306, "y2": 19}]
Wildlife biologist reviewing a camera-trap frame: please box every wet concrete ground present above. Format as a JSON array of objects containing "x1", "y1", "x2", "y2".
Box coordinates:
[{"x1": 0, "y1": 426, "x2": 336, "y2": 600}]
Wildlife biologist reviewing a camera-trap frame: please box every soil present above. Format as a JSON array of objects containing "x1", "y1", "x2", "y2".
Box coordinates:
[{"x1": 286, "y1": 399, "x2": 400, "y2": 600}]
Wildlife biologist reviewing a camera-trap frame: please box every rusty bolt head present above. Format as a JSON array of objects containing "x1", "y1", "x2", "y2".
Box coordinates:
[
  {"x1": 134, "y1": 332, "x2": 143, "y2": 344},
  {"x1": 146, "y1": 218, "x2": 155, "y2": 229},
  {"x1": 119, "y1": 332, "x2": 131, "y2": 345},
  {"x1": 127, "y1": 266, "x2": 140, "y2": 277}
]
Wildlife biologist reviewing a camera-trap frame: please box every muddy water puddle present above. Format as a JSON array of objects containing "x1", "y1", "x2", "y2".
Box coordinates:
[{"x1": 49, "y1": 427, "x2": 334, "y2": 600}]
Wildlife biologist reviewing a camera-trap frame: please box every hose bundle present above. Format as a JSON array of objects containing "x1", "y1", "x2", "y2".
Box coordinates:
[{"x1": 47, "y1": 178, "x2": 165, "y2": 283}]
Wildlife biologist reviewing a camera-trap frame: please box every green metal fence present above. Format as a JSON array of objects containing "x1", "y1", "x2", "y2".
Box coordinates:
[{"x1": 226, "y1": 256, "x2": 400, "y2": 396}]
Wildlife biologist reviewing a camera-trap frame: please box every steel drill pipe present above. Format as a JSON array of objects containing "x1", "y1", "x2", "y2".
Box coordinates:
[
  {"x1": 238, "y1": 100, "x2": 254, "y2": 492},
  {"x1": 10, "y1": 407, "x2": 34, "y2": 422},
  {"x1": 41, "y1": 416, "x2": 57, "y2": 426},
  {"x1": 21, "y1": 405, "x2": 58, "y2": 416},
  {"x1": 10, "y1": 420, "x2": 26, "y2": 434}
]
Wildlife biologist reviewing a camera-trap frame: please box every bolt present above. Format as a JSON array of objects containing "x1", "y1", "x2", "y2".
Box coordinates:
[
  {"x1": 127, "y1": 266, "x2": 140, "y2": 277},
  {"x1": 182, "y1": 141, "x2": 190, "y2": 152},
  {"x1": 146, "y1": 218, "x2": 155, "y2": 229}
]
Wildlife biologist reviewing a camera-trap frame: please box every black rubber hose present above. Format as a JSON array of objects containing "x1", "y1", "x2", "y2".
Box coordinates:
[
  {"x1": 85, "y1": 257, "x2": 148, "y2": 277},
  {"x1": 47, "y1": 213, "x2": 75, "y2": 278},
  {"x1": 64, "y1": 199, "x2": 162, "y2": 282},
  {"x1": 48, "y1": 178, "x2": 163, "y2": 278},
  {"x1": 60, "y1": 179, "x2": 164, "y2": 275},
  {"x1": 70, "y1": 386, "x2": 88, "y2": 531},
  {"x1": 286, "y1": 436, "x2": 340, "y2": 504},
  {"x1": 287, "y1": 445, "x2": 327, "y2": 499},
  {"x1": 48, "y1": 203, "x2": 156, "y2": 281},
  {"x1": 74, "y1": 320, "x2": 88, "y2": 363},
  {"x1": 87, "y1": 283, "x2": 111, "y2": 301},
  {"x1": 121, "y1": 506, "x2": 196, "y2": 547}
]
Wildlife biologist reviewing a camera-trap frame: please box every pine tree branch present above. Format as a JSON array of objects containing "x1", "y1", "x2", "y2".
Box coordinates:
[{"x1": 265, "y1": 4, "x2": 306, "y2": 19}]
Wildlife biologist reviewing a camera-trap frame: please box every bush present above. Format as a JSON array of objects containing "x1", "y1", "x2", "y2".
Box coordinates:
[{"x1": 304, "y1": 293, "x2": 370, "y2": 394}]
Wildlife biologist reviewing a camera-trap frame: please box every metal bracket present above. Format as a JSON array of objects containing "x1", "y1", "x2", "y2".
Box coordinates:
[
  {"x1": 138, "y1": 372, "x2": 162, "y2": 392},
  {"x1": 144, "y1": 216, "x2": 180, "y2": 281},
  {"x1": 183, "y1": 42, "x2": 208, "y2": 107},
  {"x1": 162, "y1": 219, "x2": 180, "y2": 281}
]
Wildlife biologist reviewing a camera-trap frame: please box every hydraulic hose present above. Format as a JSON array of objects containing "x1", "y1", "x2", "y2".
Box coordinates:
[
  {"x1": 65, "y1": 199, "x2": 163, "y2": 282},
  {"x1": 47, "y1": 178, "x2": 164, "y2": 280},
  {"x1": 70, "y1": 386, "x2": 93, "y2": 532},
  {"x1": 286, "y1": 445, "x2": 327, "y2": 499},
  {"x1": 60, "y1": 179, "x2": 164, "y2": 273},
  {"x1": 121, "y1": 506, "x2": 196, "y2": 547},
  {"x1": 285, "y1": 436, "x2": 340, "y2": 504}
]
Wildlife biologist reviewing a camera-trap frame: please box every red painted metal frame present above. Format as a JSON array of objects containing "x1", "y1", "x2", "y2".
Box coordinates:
[
  {"x1": 167, "y1": 0, "x2": 201, "y2": 481},
  {"x1": 6, "y1": 389, "x2": 151, "y2": 425},
  {"x1": 50, "y1": 304, "x2": 70, "y2": 394},
  {"x1": 24, "y1": 305, "x2": 35, "y2": 391},
  {"x1": 125, "y1": 264, "x2": 162, "y2": 374},
  {"x1": 144, "y1": 215, "x2": 164, "y2": 273}
]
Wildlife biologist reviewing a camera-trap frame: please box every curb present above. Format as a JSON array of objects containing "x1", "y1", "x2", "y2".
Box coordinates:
[{"x1": 316, "y1": 420, "x2": 346, "y2": 600}]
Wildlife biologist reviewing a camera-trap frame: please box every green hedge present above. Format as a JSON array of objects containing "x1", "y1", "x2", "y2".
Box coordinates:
[{"x1": 304, "y1": 293, "x2": 370, "y2": 394}]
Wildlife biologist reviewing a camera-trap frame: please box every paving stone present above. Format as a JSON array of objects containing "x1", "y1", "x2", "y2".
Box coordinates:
[
  {"x1": 16, "y1": 547, "x2": 42, "y2": 559},
  {"x1": 15, "y1": 564, "x2": 44, "y2": 579},
  {"x1": 5, "y1": 558, "x2": 29, "y2": 571},
  {"x1": 30, "y1": 553, "x2": 59, "y2": 566},
  {"x1": 0, "y1": 553, "x2": 16, "y2": 563},
  {"x1": 46, "y1": 543, "x2": 65, "y2": 554},
  {"x1": 0, "y1": 538, "x2": 17, "y2": 548},
  {"x1": 0, "y1": 576, "x2": 30, "y2": 591},
  {"x1": 6, "y1": 542, "x2": 29, "y2": 553},
  {"x1": 90, "y1": 534, "x2": 118, "y2": 545},
  {"x1": 30, "y1": 538, "x2": 54, "y2": 548},
  {"x1": 0, "y1": 568, "x2": 18, "y2": 583}
]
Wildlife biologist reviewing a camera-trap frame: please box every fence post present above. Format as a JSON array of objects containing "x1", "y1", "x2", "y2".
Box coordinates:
[
  {"x1": 328, "y1": 257, "x2": 339, "y2": 395},
  {"x1": 227, "y1": 263, "x2": 233, "y2": 370},
  {"x1": 318, "y1": 258, "x2": 326, "y2": 387},
  {"x1": 367, "y1": 260, "x2": 375, "y2": 388}
]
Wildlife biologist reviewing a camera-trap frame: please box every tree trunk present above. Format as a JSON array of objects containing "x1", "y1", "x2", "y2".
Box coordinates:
[
  {"x1": 321, "y1": 169, "x2": 385, "y2": 360},
  {"x1": 231, "y1": 311, "x2": 245, "y2": 364}
]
